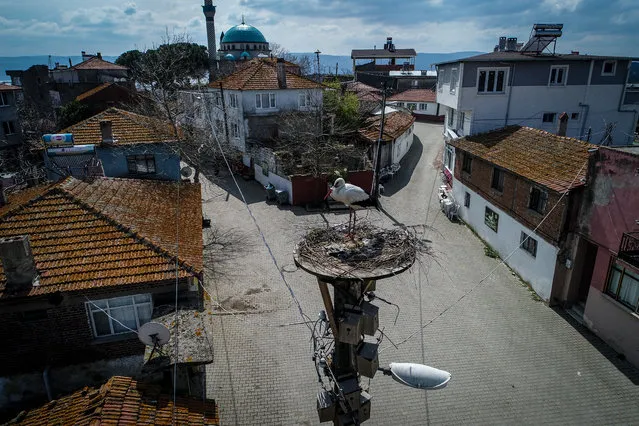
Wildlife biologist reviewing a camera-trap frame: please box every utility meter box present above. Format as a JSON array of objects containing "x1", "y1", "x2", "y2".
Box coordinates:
[
  {"x1": 359, "y1": 390, "x2": 372, "y2": 422},
  {"x1": 360, "y1": 301, "x2": 379, "y2": 336},
  {"x1": 356, "y1": 342, "x2": 379, "y2": 378},
  {"x1": 317, "y1": 389, "x2": 336, "y2": 423},
  {"x1": 338, "y1": 378, "x2": 361, "y2": 412},
  {"x1": 338, "y1": 312, "x2": 362, "y2": 345}
]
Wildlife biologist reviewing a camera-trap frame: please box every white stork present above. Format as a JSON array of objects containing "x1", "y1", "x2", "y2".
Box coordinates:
[{"x1": 324, "y1": 178, "x2": 371, "y2": 234}]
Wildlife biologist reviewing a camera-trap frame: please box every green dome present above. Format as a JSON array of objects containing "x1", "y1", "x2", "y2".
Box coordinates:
[
  {"x1": 224, "y1": 53, "x2": 236, "y2": 61},
  {"x1": 221, "y1": 23, "x2": 267, "y2": 44},
  {"x1": 240, "y1": 51, "x2": 251, "y2": 59}
]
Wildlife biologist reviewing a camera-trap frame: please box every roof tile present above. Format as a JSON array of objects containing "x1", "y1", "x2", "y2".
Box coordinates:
[
  {"x1": 210, "y1": 58, "x2": 323, "y2": 90},
  {"x1": 359, "y1": 111, "x2": 415, "y2": 142},
  {"x1": 388, "y1": 89, "x2": 437, "y2": 103}
]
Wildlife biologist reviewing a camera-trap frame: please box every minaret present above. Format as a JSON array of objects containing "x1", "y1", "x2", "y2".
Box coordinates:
[{"x1": 202, "y1": 0, "x2": 217, "y2": 80}]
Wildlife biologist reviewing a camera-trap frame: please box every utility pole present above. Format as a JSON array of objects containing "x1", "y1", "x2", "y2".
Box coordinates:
[
  {"x1": 336, "y1": 62, "x2": 339, "y2": 78},
  {"x1": 315, "y1": 50, "x2": 322, "y2": 83},
  {"x1": 371, "y1": 80, "x2": 388, "y2": 202}
]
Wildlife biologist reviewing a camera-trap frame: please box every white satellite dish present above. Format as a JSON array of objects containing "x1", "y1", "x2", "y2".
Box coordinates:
[
  {"x1": 138, "y1": 322, "x2": 171, "y2": 346},
  {"x1": 385, "y1": 362, "x2": 451, "y2": 390},
  {"x1": 180, "y1": 166, "x2": 194, "y2": 178}
]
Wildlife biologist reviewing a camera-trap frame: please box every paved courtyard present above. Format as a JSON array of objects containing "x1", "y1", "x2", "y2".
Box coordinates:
[{"x1": 202, "y1": 122, "x2": 639, "y2": 425}]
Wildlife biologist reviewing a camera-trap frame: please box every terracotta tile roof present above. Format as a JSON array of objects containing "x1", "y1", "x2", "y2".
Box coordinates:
[
  {"x1": 0, "y1": 177, "x2": 203, "y2": 298},
  {"x1": 210, "y1": 58, "x2": 323, "y2": 90},
  {"x1": 359, "y1": 111, "x2": 416, "y2": 142},
  {"x1": 60, "y1": 107, "x2": 178, "y2": 145},
  {"x1": 0, "y1": 83, "x2": 21, "y2": 91},
  {"x1": 344, "y1": 81, "x2": 382, "y2": 102},
  {"x1": 449, "y1": 126, "x2": 594, "y2": 193},
  {"x1": 7, "y1": 376, "x2": 219, "y2": 425},
  {"x1": 70, "y1": 56, "x2": 129, "y2": 71},
  {"x1": 388, "y1": 89, "x2": 437, "y2": 103},
  {"x1": 75, "y1": 82, "x2": 113, "y2": 101}
]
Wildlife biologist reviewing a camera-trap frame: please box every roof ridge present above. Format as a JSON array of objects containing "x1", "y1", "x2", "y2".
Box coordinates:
[
  {"x1": 53, "y1": 182, "x2": 200, "y2": 275},
  {"x1": 0, "y1": 183, "x2": 60, "y2": 222}
]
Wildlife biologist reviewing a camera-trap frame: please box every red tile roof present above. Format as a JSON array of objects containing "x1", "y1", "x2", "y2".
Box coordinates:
[
  {"x1": 449, "y1": 126, "x2": 594, "y2": 193},
  {"x1": 210, "y1": 58, "x2": 323, "y2": 90},
  {"x1": 7, "y1": 376, "x2": 219, "y2": 425},
  {"x1": 359, "y1": 111, "x2": 415, "y2": 142},
  {"x1": 344, "y1": 81, "x2": 382, "y2": 102},
  {"x1": 0, "y1": 83, "x2": 21, "y2": 91},
  {"x1": 388, "y1": 89, "x2": 437, "y2": 103},
  {"x1": 0, "y1": 177, "x2": 203, "y2": 298},
  {"x1": 70, "y1": 56, "x2": 129, "y2": 71},
  {"x1": 60, "y1": 107, "x2": 178, "y2": 145}
]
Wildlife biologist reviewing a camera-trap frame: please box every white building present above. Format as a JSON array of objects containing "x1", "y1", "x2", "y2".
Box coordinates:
[
  {"x1": 359, "y1": 110, "x2": 415, "y2": 168},
  {"x1": 445, "y1": 126, "x2": 592, "y2": 301},
  {"x1": 436, "y1": 32, "x2": 639, "y2": 145},
  {"x1": 387, "y1": 89, "x2": 441, "y2": 119}
]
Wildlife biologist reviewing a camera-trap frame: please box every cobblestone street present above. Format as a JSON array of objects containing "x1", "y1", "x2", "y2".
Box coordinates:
[{"x1": 203, "y1": 122, "x2": 639, "y2": 425}]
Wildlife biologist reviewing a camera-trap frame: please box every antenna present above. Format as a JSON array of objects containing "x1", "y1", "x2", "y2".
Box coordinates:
[{"x1": 138, "y1": 322, "x2": 170, "y2": 361}]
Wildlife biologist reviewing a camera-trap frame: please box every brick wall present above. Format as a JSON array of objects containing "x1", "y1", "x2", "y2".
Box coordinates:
[
  {"x1": 454, "y1": 149, "x2": 570, "y2": 244},
  {"x1": 0, "y1": 278, "x2": 197, "y2": 375}
]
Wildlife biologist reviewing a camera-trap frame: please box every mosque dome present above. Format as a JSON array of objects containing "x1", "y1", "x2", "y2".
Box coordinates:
[
  {"x1": 240, "y1": 51, "x2": 251, "y2": 59},
  {"x1": 224, "y1": 53, "x2": 236, "y2": 60},
  {"x1": 221, "y1": 22, "x2": 267, "y2": 44}
]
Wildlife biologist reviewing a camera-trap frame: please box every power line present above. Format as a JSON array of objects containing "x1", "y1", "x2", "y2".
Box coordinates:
[{"x1": 84, "y1": 297, "x2": 139, "y2": 335}]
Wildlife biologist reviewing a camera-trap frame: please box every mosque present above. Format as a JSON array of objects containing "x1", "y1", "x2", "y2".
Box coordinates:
[{"x1": 202, "y1": 0, "x2": 271, "y2": 75}]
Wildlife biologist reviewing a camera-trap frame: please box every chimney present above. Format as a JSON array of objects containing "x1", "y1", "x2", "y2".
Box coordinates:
[
  {"x1": 97, "y1": 52, "x2": 102, "y2": 59},
  {"x1": 498, "y1": 37, "x2": 507, "y2": 52},
  {"x1": 557, "y1": 112, "x2": 569, "y2": 136},
  {"x1": 68, "y1": 58, "x2": 73, "y2": 67},
  {"x1": 506, "y1": 37, "x2": 518, "y2": 51},
  {"x1": 0, "y1": 235, "x2": 38, "y2": 292},
  {"x1": 100, "y1": 120, "x2": 114, "y2": 144},
  {"x1": 81, "y1": 50, "x2": 86, "y2": 57},
  {"x1": 276, "y1": 58, "x2": 287, "y2": 89}
]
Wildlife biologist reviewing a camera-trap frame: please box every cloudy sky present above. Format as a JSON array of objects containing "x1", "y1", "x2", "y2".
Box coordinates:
[{"x1": 0, "y1": 0, "x2": 637, "y2": 57}]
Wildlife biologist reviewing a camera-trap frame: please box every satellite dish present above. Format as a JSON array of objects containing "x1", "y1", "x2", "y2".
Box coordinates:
[
  {"x1": 138, "y1": 322, "x2": 171, "y2": 346},
  {"x1": 386, "y1": 362, "x2": 451, "y2": 390},
  {"x1": 180, "y1": 166, "x2": 194, "y2": 178}
]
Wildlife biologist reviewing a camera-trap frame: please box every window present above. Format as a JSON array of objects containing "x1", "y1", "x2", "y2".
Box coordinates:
[
  {"x1": 602, "y1": 60, "x2": 616, "y2": 76},
  {"x1": 214, "y1": 92, "x2": 222, "y2": 107},
  {"x1": 529, "y1": 187, "x2": 548, "y2": 214},
  {"x1": 228, "y1": 93, "x2": 238, "y2": 108},
  {"x1": 231, "y1": 121, "x2": 240, "y2": 137},
  {"x1": 0, "y1": 92, "x2": 10, "y2": 106},
  {"x1": 458, "y1": 111, "x2": 466, "y2": 131},
  {"x1": 549, "y1": 65, "x2": 568, "y2": 86},
  {"x1": 606, "y1": 264, "x2": 639, "y2": 312},
  {"x1": 571, "y1": 112, "x2": 579, "y2": 120},
  {"x1": 491, "y1": 168, "x2": 504, "y2": 192},
  {"x1": 450, "y1": 68, "x2": 458, "y2": 94},
  {"x1": 299, "y1": 92, "x2": 311, "y2": 108},
  {"x1": 477, "y1": 68, "x2": 507, "y2": 93},
  {"x1": 485, "y1": 207, "x2": 499, "y2": 232},
  {"x1": 520, "y1": 232, "x2": 538, "y2": 257},
  {"x1": 542, "y1": 113, "x2": 556, "y2": 123},
  {"x1": 127, "y1": 155, "x2": 156, "y2": 174},
  {"x1": 444, "y1": 144, "x2": 454, "y2": 170},
  {"x1": 412, "y1": 80, "x2": 419, "y2": 88},
  {"x1": 406, "y1": 103, "x2": 417, "y2": 111},
  {"x1": 464, "y1": 191, "x2": 470, "y2": 208},
  {"x1": 448, "y1": 109, "x2": 455, "y2": 127},
  {"x1": 462, "y1": 153, "x2": 472, "y2": 174},
  {"x1": 255, "y1": 93, "x2": 276, "y2": 109},
  {"x1": 2, "y1": 121, "x2": 16, "y2": 135},
  {"x1": 418, "y1": 103, "x2": 427, "y2": 111},
  {"x1": 86, "y1": 294, "x2": 153, "y2": 338}
]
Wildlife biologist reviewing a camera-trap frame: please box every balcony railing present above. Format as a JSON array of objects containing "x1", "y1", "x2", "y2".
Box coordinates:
[{"x1": 619, "y1": 232, "x2": 639, "y2": 268}]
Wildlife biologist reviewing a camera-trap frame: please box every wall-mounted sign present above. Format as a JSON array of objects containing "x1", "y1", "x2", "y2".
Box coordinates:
[
  {"x1": 43, "y1": 134, "x2": 74, "y2": 145},
  {"x1": 46, "y1": 145, "x2": 95, "y2": 156}
]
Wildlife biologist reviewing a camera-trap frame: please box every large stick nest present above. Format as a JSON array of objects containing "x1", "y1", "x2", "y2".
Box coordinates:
[{"x1": 296, "y1": 223, "x2": 424, "y2": 279}]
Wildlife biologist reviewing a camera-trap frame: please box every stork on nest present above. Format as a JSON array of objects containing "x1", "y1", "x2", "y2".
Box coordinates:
[{"x1": 325, "y1": 178, "x2": 376, "y2": 236}]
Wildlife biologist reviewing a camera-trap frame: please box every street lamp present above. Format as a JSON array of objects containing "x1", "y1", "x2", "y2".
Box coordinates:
[
  {"x1": 314, "y1": 49, "x2": 321, "y2": 82},
  {"x1": 379, "y1": 362, "x2": 451, "y2": 390}
]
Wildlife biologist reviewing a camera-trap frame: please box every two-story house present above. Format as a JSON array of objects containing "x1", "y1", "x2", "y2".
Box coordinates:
[
  {"x1": 44, "y1": 108, "x2": 181, "y2": 181},
  {"x1": 447, "y1": 126, "x2": 593, "y2": 302},
  {"x1": 436, "y1": 30, "x2": 639, "y2": 145},
  {"x1": 0, "y1": 83, "x2": 22, "y2": 149},
  {"x1": 192, "y1": 58, "x2": 324, "y2": 166}
]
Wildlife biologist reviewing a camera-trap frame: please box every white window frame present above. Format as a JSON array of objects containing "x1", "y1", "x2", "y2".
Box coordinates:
[
  {"x1": 449, "y1": 68, "x2": 459, "y2": 95},
  {"x1": 406, "y1": 102, "x2": 417, "y2": 111},
  {"x1": 231, "y1": 121, "x2": 240, "y2": 138},
  {"x1": 601, "y1": 60, "x2": 617, "y2": 76},
  {"x1": 0, "y1": 92, "x2": 9, "y2": 107},
  {"x1": 298, "y1": 92, "x2": 311, "y2": 109},
  {"x1": 458, "y1": 111, "x2": 466, "y2": 132},
  {"x1": 85, "y1": 294, "x2": 153, "y2": 338},
  {"x1": 477, "y1": 67, "x2": 508, "y2": 94},
  {"x1": 255, "y1": 92, "x2": 276, "y2": 109},
  {"x1": 418, "y1": 103, "x2": 427, "y2": 111},
  {"x1": 444, "y1": 144, "x2": 454, "y2": 171},
  {"x1": 214, "y1": 92, "x2": 222, "y2": 107},
  {"x1": 228, "y1": 93, "x2": 238, "y2": 108},
  {"x1": 548, "y1": 65, "x2": 569, "y2": 86},
  {"x1": 448, "y1": 109, "x2": 455, "y2": 127}
]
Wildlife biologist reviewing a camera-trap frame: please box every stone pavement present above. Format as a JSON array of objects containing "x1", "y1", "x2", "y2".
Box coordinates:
[{"x1": 202, "y1": 122, "x2": 639, "y2": 425}]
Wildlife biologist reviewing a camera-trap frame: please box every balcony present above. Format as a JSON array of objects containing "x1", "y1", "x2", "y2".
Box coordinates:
[{"x1": 619, "y1": 232, "x2": 639, "y2": 268}]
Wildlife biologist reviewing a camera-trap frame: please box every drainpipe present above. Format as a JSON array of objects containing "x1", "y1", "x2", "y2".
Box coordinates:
[
  {"x1": 617, "y1": 60, "x2": 638, "y2": 144},
  {"x1": 504, "y1": 63, "x2": 515, "y2": 127},
  {"x1": 43, "y1": 366, "x2": 52, "y2": 401},
  {"x1": 579, "y1": 103, "x2": 590, "y2": 141}
]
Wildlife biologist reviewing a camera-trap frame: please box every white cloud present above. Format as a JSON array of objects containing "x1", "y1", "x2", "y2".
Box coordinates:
[{"x1": 542, "y1": 0, "x2": 582, "y2": 13}]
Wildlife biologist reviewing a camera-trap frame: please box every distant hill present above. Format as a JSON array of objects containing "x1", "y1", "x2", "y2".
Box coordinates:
[
  {"x1": 291, "y1": 51, "x2": 484, "y2": 75},
  {"x1": 0, "y1": 55, "x2": 118, "y2": 82}
]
